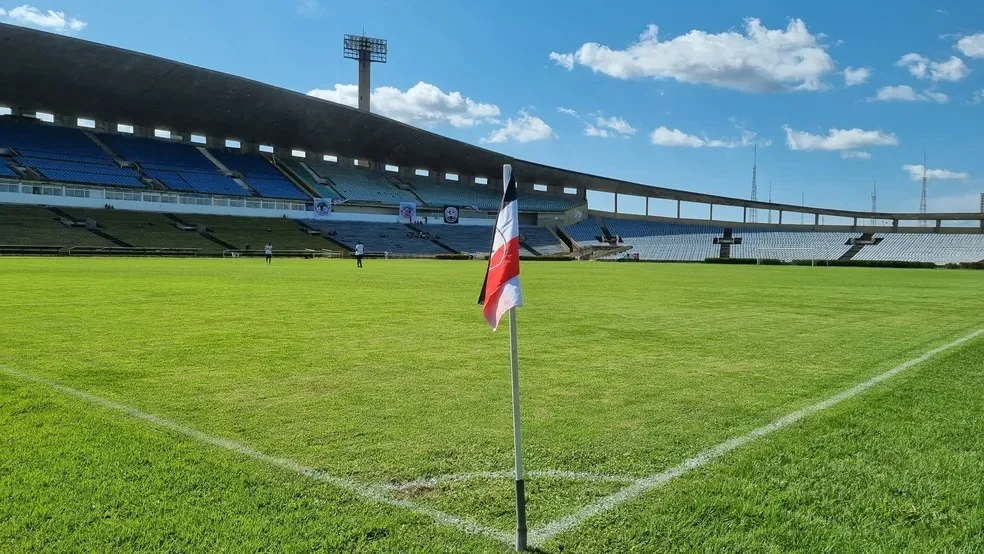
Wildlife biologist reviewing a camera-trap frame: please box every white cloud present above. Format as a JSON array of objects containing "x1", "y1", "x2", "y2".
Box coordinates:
[
  {"x1": 307, "y1": 82, "x2": 500, "y2": 129},
  {"x1": 783, "y1": 126, "x2": 899, "y2": 151},
  {"x1": 556, "y1": 108, "x2": 636, "y2": 139},
  {"x1": 956, "y1": 33, "x2": 984, "y2": 58},
  {"x1": 594, "y1": 115, "x2": 636, "y2": 137},
  {"x1": 548, "y1": 52, "x2": 575, "y2": 70},
  {"x1": 902, "y1": 164, "x2": 970, "y2": 182},
  {"x1": 841, "y1": 151, "x2": 872, "y2": 159},
  {"x1": 896, "y1": 53, "x2": 969, "y2": 82},
  {"x1": 0, "y1": 5, "x2": 87, "y2": 33},
  {"x1": 483, "y1": 111, "x2": 555, "y2": 144},
  {"x1": 296, "y1": 0, "x2": 320, "y2": 17},
  {"x1": 550, "y1": 18, "x2": 836, "y2": 92},
  {"x1": 843, "y1": 66, "x2": 871, "y2": 86},
  {"x1": 650, "y1": 126, "x2": 762, "y2": 148},
  {"x1": 973, "y1": 89, "x2": 984, "y2": 104},
  {"x1": 869, "y1": 85, "x2": 949, "y2": 103}
]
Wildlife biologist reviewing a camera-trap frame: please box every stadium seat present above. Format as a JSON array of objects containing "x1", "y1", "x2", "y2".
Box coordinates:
[{"x1": 209, "y1": 150, "x2": 309, "y2": 200}]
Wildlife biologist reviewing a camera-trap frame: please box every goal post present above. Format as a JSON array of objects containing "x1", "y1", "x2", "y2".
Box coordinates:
[{"x1": 753, "y1": 247, "x2": 828, "y2": 266}]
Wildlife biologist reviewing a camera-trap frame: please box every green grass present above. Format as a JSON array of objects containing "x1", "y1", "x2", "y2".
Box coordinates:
[{"x1": 1, "y1": 258, "x2": 983, "y2": 552}]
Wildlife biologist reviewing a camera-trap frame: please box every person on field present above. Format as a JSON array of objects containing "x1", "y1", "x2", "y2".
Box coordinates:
[
  {"x1": 355, "y1": 241, "x2": 364, "y2": 268},
  {"x1": 264, "y1": 242, "x2": 273, "y2": 265}
]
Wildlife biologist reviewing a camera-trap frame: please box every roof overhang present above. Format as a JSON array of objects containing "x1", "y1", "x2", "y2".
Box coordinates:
[{"x1": 1, "y1": 23, "x2": 981, "y2": 223}]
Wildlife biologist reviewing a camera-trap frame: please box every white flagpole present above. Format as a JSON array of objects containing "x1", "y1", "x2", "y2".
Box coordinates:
[{"x1": 508, "y1": 306, "x2": 528, "y2": 551}]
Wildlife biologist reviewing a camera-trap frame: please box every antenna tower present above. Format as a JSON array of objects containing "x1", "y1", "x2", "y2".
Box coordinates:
[
  {"x1": 871, "y1": 181, "x2": 877, "y2": 226},
  {"x1": 919, "y1": 151, "x2": 928, "y2": 227},
  {"x1": 749, "y1": 144, "x2": 758, "y2": 223}
]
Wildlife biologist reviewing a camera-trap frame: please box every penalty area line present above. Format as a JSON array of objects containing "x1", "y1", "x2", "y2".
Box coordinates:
[
  {"x1": 0, "y1": 366, "x2": 514, "y2": 547},
  {"x1": 529, "y1": 327, "x2": 984, "y2": 547}
]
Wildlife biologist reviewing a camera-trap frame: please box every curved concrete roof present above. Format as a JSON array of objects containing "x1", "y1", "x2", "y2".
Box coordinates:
[{"x1": 0, "y1": 23, "x2": 980, "y2": 222}]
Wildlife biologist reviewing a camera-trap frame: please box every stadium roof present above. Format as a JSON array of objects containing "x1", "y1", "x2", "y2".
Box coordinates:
[{"x1": 0, "y1": 23, "x2": 979, "y2": 222}]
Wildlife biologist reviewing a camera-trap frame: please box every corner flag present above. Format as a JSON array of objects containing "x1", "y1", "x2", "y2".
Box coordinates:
[
  {"x1": 478, "y1": 164, "x2": 523, "y2": 331},
  {"x1": 478, "y1": 164, "x2": 528, "y2": 551}
]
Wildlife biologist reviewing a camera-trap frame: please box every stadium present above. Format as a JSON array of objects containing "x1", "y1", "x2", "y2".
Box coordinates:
[{"x1": 2, "y1": 17, "x2": 984, "y2": 554}]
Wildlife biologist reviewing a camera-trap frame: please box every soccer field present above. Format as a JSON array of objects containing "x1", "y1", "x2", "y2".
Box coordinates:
[{"x1": 2, "y1": 258, "x2": 983, "y2": 553}]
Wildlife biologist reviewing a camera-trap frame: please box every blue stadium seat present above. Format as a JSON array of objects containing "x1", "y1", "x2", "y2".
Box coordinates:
[{"x1": 209, "y1": 150, "x2": 309, "y2": 200}]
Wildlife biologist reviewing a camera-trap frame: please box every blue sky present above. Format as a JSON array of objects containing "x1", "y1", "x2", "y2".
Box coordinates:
[{"x1": 2, "y1": 0, "x2": 983, "y2": 217}]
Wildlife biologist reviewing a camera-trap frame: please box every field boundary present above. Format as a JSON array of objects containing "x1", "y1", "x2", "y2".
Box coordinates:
[
  {"x1": 1, "y1": 327, "x2": 981, "y2": 550},
  {"x1": 528, "y1": 327, "x2": 984, "y2": 546}
]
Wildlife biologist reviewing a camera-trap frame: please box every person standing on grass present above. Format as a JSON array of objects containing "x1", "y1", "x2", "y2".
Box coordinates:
[
  {"x1": 355, "y1": 241, "x2": 364, "y2": 268},
  {"x1": 264, "y1": 242, "x2": 273, "y2": 265}
]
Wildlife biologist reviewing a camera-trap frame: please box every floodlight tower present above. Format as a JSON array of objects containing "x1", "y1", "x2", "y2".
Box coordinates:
[
  {"x1": 749, "y1": 144, "x2": 758, "y2": 223},
  {"x1": 344, "y1": 34, "x2": 388, "y2": 112}
]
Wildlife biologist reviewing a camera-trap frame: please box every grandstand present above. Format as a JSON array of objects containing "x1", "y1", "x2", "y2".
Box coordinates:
[{"x1": 1, "y1": 21, "x2": 982, "y2": 264}]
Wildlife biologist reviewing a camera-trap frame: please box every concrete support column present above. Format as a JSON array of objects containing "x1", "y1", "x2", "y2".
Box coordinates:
[
  {"x1": 241, "y1": 142, "x2": 260, "y2": 155},
  {"x1": 743, "y1": 207, "x2": 747, "y2": 223},
  {"x1": 779, "y1": 210, "x2": 783, "y2": 224},
  {"x1": 709, "y1": 204, "x2": 714, "y2": 220},
  {"x1": 893, "y1": 219, "x2": 899, "y2": 231},
  {"x1": 52, "y1": 114, "x2": 68, "y2": 126},
  {"x1": 614, "y1": 193, "x2": 618, "y2": 214},
  {"x1": 645, "y1": 198, "x2": 650, "y2": 217},
  {"x1": 8, "y1": 106, "x2": 23, "y2": 117},
  {"x1": 94, "y1": 120, "x2": 112, "y2": 134},
  {"x1": 358, "y1": 56, "x2": 371, "y2": 112},
  {"x1": 814, "y1": 213, "x2": 820, "y2": 226},
  {"x1": 852, "y1": 216, "x2": 858, "y2": 230},
  {"x1": 936, "y1": 219, "x2": 942, "y2": 231},
  {"x1": 132, "y1": 125, "x2": 150, "y2": 138},
  {"x1": 676, "y1": 199, "x2": 681, "y2": 219}
]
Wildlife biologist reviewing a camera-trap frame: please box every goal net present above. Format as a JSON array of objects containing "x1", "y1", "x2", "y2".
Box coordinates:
[{"x1": 754, "y1": 248, "x2": 828, "y2": 266}]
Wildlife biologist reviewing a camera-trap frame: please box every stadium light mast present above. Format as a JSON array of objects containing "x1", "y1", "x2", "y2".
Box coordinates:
[
  {"x1": 919, "y1": 151, "x2": 928, "y2": 227},
  {"x1": 344, "y1": 34, "x2": 388, "y2": 112},
  {"x1": 749, "y1": 144, "x2": 758, "y2": 223}
]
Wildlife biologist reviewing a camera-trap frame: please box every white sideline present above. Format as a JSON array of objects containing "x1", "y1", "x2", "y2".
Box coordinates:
[
  {"x1": 386, "y1": 469, "x2": 638, "y2": 491},
  {"x1": 0, "y1": 366, "x2": 513, "y2": 546},
  {"x1": 528, "y1": 328, "x2": 984, "y2": 547}
]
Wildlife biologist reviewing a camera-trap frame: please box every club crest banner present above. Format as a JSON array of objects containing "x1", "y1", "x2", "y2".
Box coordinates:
[
  {"x1": 444, "y1": 206, "x2": 459, "y2": 224},
  {"x1": 399, "y1": 202, "x2": 417, "y2": 222},
  {"x1": 312, "y1": 198, "x2": 333, "y2": 219}
]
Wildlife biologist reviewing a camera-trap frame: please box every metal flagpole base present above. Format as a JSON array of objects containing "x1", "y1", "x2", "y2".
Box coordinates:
[{"x1": 515, "y1": 479, "x2": 527, "y2": 551}]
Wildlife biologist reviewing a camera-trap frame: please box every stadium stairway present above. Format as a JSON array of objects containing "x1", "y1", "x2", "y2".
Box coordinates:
[
  {"x1": 389, "y1": 176, "x2": 427, "y2": 205},
  {"x1": 295, "y1": 220, "x2": 355, "y2": 252},
  {"x1": 839, "y1": 232, "x2": 875, "y2": 261},
  {"x1": 404, "y1": 223, "x2": 458, "y2": 254},
  {"x1": 46, "y1": 206, "x2": 134, "y2": 247},
  {"x1": 270, "y1": 155, "x2": 322, "y2": 199},
  {"x1": 520, "y1": 239, "x2": 542, "y2": 256},
  {"x1": 162, "y1": 213, "x2": 238, "y2": 251},
  {"x1": 719, "y1": 228, "x2": 733, "y2": 259}
]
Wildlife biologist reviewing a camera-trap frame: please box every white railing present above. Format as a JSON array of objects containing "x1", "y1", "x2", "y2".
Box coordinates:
[{"x1": 0, "y1": 180, "x2": 308, "y2": 212}]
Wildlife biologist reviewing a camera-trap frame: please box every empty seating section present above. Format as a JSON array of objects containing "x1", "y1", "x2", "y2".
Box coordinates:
[
  {"x1": 407, "y1": 177, "x2": 500, "y2": 210},
  {"x1": 283, "y1": 159, "x2": 341, "y2": 199},
  {"x1": 99, "y1": 134, "x2": 247, "y2": 197},
  {"x1": 210, "y1": 150, "x2": 309, "y2": 200},
  {"x1": 417, "y1": 224, "x2": 491, "y2": 253},
  {"x1": 563, "y1": 218, "x2": 605, "y2": 243},
  {"x1": 0, "y1": 204, "x2": 112, "y2": 246},
  {"x1": 185, "y1": 215, "x2": 333, "y2": 251},
  {"x1": 66, "y1": 209, "x2": 220, "y2": 252},
  {"x1": 0, "y1": 163, "x2": 18, "y2": 177},
  {"x1": 854, "y1": 233, "x2": 984, "y2": 264},
  {"x1": 519, "y1": 193, "x2": 580, "y2": 213},
  {"x1": 604, "y1": 219, "x2": 722, "y2": 261},
  {"x1": 522, "y1": 226, "x2": 567, "y2": 254},
  {"x1": 308, "y1": 165, "x2": 418, "y2": 204},
  {"x1": 0, "y1": 118, "x2": 144, "y2": 187},
  {"x1": 307, "y1": 220, "x2": 448, "y2": 254},
  {"x1": 730, "y1": 229, "x2": 857, "y2": 260}
]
